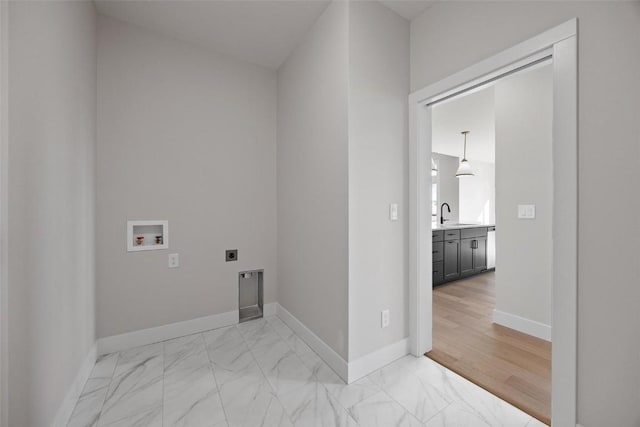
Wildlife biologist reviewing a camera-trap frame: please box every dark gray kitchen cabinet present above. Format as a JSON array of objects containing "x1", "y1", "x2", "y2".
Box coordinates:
[
  {"x1": 473, "y1": 237, "x2": 487, "y2": 273},
  {"x1": 432, "y1": 261, "x2": 444, "y2": 286},
  {"x1": 432, "y1": 242, "x2": 444, "y2": 262},
  {"x1": 433, "y1": 226, "x2": 491, "y2": 285},
  {"x1": 460, "y1": 238, "x2": 474, "y2": 277},
  {"x1": 461, "y1": 236, "x2": 487, "y2": 277},
  {"x1": 443, "y1": 240, "x2": 460, "y2": 281}
]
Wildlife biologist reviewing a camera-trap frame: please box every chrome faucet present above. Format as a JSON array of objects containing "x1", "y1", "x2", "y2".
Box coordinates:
[{"x1": 440, "y1": 203, "x2": 451, "y2": 225}]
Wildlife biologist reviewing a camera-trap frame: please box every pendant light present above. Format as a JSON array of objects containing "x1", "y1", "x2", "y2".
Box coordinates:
[{"x1": 456, "y1": 130, "x2": 475, "y2": 177}]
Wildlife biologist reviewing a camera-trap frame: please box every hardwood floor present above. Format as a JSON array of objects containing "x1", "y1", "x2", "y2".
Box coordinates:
[{"x1": 426, "y1": 271, "x2": 551, "y2": 425}]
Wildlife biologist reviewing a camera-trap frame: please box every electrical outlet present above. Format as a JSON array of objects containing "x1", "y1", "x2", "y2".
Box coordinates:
[
  {"x1": 389, "y1": 203, "x2": 399, "y2": 221},
  {"x1": 381, "y1": 309, "x2": 390, "y2": 328},
  {"x1": 226, "y1": 249, "x2": 238, "y2": 262},
  {"x1": 168, "y1": 253, "x2": 180, "y2": 268}
]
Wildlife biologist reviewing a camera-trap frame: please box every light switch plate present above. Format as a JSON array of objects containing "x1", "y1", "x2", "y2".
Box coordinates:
[
  {"x1": 381, "y1": 309, "x2": 390, "y2": 328},
  {"x1": 518, "y1": 204, "x2": 536, "y2": 219},
  {"x1": 389, "y1": 203, "x2": 399, "y2": 221},
  {"x1": 168, "y1": 253, "x2": 180, "y2": 268}
]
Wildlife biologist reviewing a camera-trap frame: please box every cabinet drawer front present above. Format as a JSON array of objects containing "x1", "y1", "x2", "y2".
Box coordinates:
[
  {"x1": 432, "y1": 230, "x2": 444, "y2": 242},
  {"x1": 443, "y1": 229, "x2": 460, "y2": 240},
  {"x1": 461, "y1": 227, "x2": 488, "y2": 239},
  {"x1": 432, "y1": 242, "x2": 444, "y2": 262},
  {"x1": 432, "y1": 261, "x2": 444, "y2": 286}
]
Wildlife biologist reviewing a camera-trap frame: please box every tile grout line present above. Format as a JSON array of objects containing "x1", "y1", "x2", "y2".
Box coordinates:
[
  {"x1": 96, "y1": 351, "x2": 124, "y2": 427},
  {"x1": 264, "y1": 317, "x2": 360, "y2": 426},
  {"x1": 67, "y1": 352, "x2": 119, "y2": 427},
  {"x1": 237, "y1": 322, "x2": 296, "y2": 426},
  {"x1": 201, "y1": 332, "x2": 231, "y2": 427},
  {"x1": 268, "y1": 316, "x2": 345, "y2": 386},
  {"x1": 93, "y1": 354, "x2": 120, "y2": 427},
  {"x1": 422, "y1": 401, "x2": 454, "y2": 426},
  {"x1": 361, "y1": 361, "x2": 437, "y2": 426}
]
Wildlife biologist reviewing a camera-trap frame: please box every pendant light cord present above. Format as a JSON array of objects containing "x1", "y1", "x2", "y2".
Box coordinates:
[{"x1": 462, "y1": 131, "x2": 469, "y2": 161}]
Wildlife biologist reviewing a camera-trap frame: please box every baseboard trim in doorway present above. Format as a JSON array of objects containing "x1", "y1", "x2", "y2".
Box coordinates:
[
  {"x1": 52, "y1": 343, "x2": 97, "y2": 427},
  {"x1": 347, "y1": 338, "x2": 410, "y2": 384},
  {"x1": 493, "y1": 309, "x2": 552, "y2": 342},
  {"x1": 275, "y1": 303, "x2": 348, "y2": 382},
  {"x1": 97, "y1": 303, "x2": 277, "y2": 355}
]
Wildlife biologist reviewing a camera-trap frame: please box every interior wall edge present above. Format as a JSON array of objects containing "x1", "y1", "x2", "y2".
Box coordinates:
[{"x1": 51, "y1": 344, "x2": 97, "y2": 427}]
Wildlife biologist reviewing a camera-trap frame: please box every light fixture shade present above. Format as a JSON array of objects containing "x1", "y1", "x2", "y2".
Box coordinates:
[
  {"x1": 456, "y1": 159, "x2": 474, "y2": 177},
  {"x1": 456, "y1": 130, "x2": 475, "y2": 178}
]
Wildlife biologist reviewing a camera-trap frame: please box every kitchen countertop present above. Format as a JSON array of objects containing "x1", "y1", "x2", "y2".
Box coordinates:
[{"x1": 432, "y1": 223, "x2": 495, "y2": 231}]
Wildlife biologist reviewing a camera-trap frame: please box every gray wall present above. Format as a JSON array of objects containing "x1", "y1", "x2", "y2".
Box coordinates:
[
  {"x1": 459, "y1": 159, "x2": 495, "y2": 225},
  {"x1": 277, "y1": 1, "x2": 349, "y2": 359},
  {"x1": 347, "y1": 0, "x2": 409, "y2": 361},
  {"x1": 7, "y1": 1, "x2": 97, "y2": 425},
  {"x1": 432, "y1": 153, "x2": 460, "y2": 225},
  {"x1": 411, "y1": 2, "x2": 640, "y2": 425},
  {"x1": 96, "y1": 17, "x2": 277, "y2": 338},
  {"x1": 495, "y1": 65, "x2": 553, "y2": 327}
]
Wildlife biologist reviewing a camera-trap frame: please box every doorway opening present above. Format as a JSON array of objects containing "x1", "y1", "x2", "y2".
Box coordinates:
[
  {"x1": 409, "y1": 20, "x2": 577, "y2": 427},
  {"x1": 427, "y1": 59, "x2": 553, "y2": 424}
]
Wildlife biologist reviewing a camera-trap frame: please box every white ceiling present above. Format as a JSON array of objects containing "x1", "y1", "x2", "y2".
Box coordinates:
[
  {"x1": 378, "y1": 0, "x2": 436, "y2": 21},
  {"x1": 95, "y1": 0, "x2": 331, "y2": 70},
  {"x1": 432, "y1": 85, "x2": 496, "y2": 164},
  {"x1": 95, "y1": 0, "x2": 436, "y2": 70}
]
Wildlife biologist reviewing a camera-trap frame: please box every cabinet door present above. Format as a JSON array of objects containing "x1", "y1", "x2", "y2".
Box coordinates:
[
  {"x1": 432, "y1": 242, "x2": 444, "y2": 262},
  {"x1": 460, "y1": 238, "x2": 474, "y2": 277},
  {"x1": 473, "y1": 237, "x2": 487, "y2": 273},
  {"x1": 433, "y1": 261, "x2": 444, "y2": 286},
  {"x1": 443, "y1": 240, "x2": 460, "y2": 281}
]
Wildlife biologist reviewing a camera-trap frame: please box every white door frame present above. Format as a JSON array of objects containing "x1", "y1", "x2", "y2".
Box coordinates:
[
  {"x1": 0, "y1": 1, "x2": 8, "y2": 426},
  {"x1": 409, "y1": 19, "x2": 578, "y2": 427}
]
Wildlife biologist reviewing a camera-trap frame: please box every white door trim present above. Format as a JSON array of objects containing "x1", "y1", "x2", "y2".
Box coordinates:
[
  {"x1": 408, "y1": 19, "x2": 578, "y2": 427},
  {"x1": 0, "y1": 1, "x2": 8, "y2": 425}
]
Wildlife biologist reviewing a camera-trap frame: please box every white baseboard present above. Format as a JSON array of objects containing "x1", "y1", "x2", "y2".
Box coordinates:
[
  {"x1": 493, "y1": 309, "x2": 551, "y2": 342},
  {"x1": 51, "y1": 343, "x2": 97, "y2": 427},
  {"x1": 95, "y1": 301, "x2": 406, "y2": 385},
  {"x1": 275, "y1": 303, "x2": 348, "y2": 382},
  {"x1": 97, "y1": 303, "x2": 277, "y2": 355},
  {"x1": 347, "y1": 338, "x2": 410, "y2": 383}
]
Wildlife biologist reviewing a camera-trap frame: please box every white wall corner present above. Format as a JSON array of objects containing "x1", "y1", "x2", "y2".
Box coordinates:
[
  {"x1": 493, "y1": 309, "x2": 551, "y2": 342},
  {"x1": 263, "y1": 302, "x2": 277, "y2": 317},
  {"x1": 347, "y1": 338, "x2": 410, "y2": 384},
  {"x1": 275, "y1": 303, "x2": 348, "y2": 382},
  {"x1": 51, "y1": 343, "x2": 97, "y2": 427}
]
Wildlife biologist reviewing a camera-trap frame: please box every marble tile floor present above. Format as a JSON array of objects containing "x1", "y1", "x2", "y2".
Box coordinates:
[{"x1": 67, "y1": 316, "x2": 548, "y2": 427}]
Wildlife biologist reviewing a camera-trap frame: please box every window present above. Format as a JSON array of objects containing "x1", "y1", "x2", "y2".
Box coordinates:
[{"x1": 432, "y1": 182, "x2": 438, "y2": 227}]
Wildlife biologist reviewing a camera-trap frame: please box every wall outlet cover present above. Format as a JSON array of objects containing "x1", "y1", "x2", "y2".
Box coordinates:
[
  {"x1": 389, "y1": 203, "x2": 399, "y2": 221},
  {"x1": 517, "y1": 204, "x2": 536, "y2": 219},
  {"x1": 226, "y1": 249, "x2": 238, "y2": 262},
  {"x1": 168, "y1": 253, "x2": 180, "y2": 268},
  {"x1": 381, "y1": 309, "x2": 390, "y2": 328}
]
